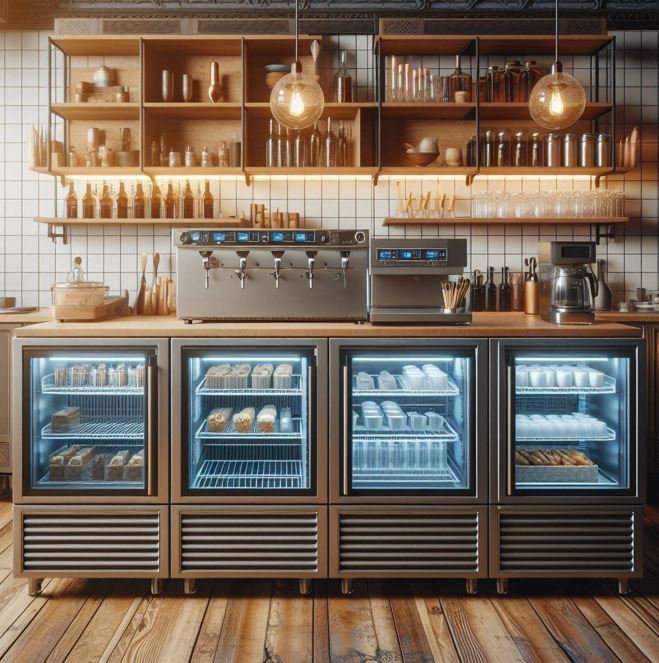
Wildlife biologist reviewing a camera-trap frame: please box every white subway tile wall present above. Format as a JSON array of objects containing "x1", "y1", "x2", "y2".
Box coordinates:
[{"x1": 0, "y1": 30, "x2": 656, "y2": 306}]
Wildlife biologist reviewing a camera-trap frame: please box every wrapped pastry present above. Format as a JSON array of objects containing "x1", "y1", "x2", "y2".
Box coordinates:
[
  {"x1": 55, "y1": 366, "x2": 68, "y2": 387},
  {"x1": 125, "y1": 450, "x2": 144, "y2": 482},
  {"x1": 91, "y1": 456, "x2": 105, "y2": 481},
  {"x1": 49, "y1": 445, "x2": 80, "y2": 481},
  {"x1": 233, "y1": 407, "x2": 255, "y2": 433},
  {"x1": 256, "y1": 404, "x2": 277, "y2": 433},
  {"x1": 206, "y1": 364, "x2": 231, "y2": 389},
  {"x1": 229, "y1": 364, "x2": 251, "y2": 389},
  {"x1": 66, "y1": 447, "x2": 97, "y2": 481},
  {"x1": 273, "y1": 363, "x2": 293, "y2": 389},
  {"x1": 117, "y1": 364, "x2": 127, "y2": 387},
  {"x1": 207, "y1": 407, "x2": 232, "y2": 433},
  {"x1": 107, "y1": 450, "x2": 130, "y2": 482},
  {"x1": 251, "y1": 364, "x2": 274, "y2": 389},
  {"x1": 135, "y1": 364, "x2": 146, "y2": 388},
  {"x1": 92, "y1": 364, "x2": 107, "y2": 387},
  {"x1": 51, "y1": 406, "x2": 80, "y2": 433}
]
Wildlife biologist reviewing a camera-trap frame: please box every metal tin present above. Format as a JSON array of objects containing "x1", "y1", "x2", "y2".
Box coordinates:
[
  {"x1": 596, "y1": 133, "x2": 611, "y2": 167},
  {"x1": 481, "y1": 130, "x2": 495, "y2": 167},
  {"x1": 546, "y1": 133, "x2": 560, "y2": 167},
  {"x1": 579, "y1": 133, "x2": 595, "y2": 167},
  {"x1": 513, "y1": 132, "x2": 527, "y2": 167},
  {"x1": 530, "y1": 132, "x2": 543, "y2": 166},
  {"x1": 562, "y1": 133, "x2": 577, "y2": 167}
]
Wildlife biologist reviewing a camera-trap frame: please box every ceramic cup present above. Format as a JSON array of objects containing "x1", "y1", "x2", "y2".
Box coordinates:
[
  {"x1": 573, "y1": 368, "x2": 589, "y2": 387},
  {"x1": 555, "y1": 367, "x2": 574, "y2": 387},
  {"x1": 444, "y1": 147, "x2": 462, "y2": 166}
]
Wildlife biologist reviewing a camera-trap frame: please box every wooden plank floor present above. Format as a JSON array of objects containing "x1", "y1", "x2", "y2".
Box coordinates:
[{"x1": 1, "y1": 500, "x2": 658, "y2": 663}]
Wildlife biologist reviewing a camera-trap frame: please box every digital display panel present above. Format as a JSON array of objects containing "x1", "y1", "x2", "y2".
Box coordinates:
[
  {"x1": 399, "y1": 249, "x2": 419, "y2": 260},
  {"x1": 211, "y1": 232, "x2": 226, "y2": 242},
  {"x1": 272, "y1": 232, "x2": 285, "y2": 242},
  {"x1": 377, "y1": 249, "x2": 397, "y2": 261},
  {"x1": 295, "y1": 231, "x2": 314, "y2": 242},
  {"x1": 237, "y1": 232, "x2": 250, "y2": 242},
  {"x1": 190, "y1": 231, "x2": 208, "y2": 243},
  {"x1": 422, "y1": 248, "x2": 447, "y2": 261}
]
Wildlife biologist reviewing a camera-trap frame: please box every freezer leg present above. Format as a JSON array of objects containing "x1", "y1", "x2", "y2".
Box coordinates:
[
  {"x1": 299, "y1": 579, "x2": 312, "y2": 595},
  {"x1": 184, "y1": 579, "x2": 197, "y2": 596},
  {"x1": 465, "y1": 578, "x2": 478, "y2": 595},
  {"x1": 150, "y1": 578, "x2": 164, "y2": 595},
  {"x1": 28, "y1": 578, "x2": 43, "y2": 597},
  {"x1": 496, "y1": 579, "x2": 509, "y2": 595},
  {"x1": 618, "y1": 579, "x2": 630, "y2": 595},
  {"x1": 340, "y1": 579, "x2": 353, "y2": 595}
]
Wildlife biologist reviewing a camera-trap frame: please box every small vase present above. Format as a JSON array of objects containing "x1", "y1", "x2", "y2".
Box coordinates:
[
  {"x1": 182, "y1": 74, "x2": 193, "y2": 102},
  {"x1": 594, "y1": 259, "x2": 612, "y2": 311},
  {"x1": 208, "y1": 62, "x2": 224, "y2": 103},
  {"x1": 161, "y1": 70, "x2": 174, "y2": 102}
]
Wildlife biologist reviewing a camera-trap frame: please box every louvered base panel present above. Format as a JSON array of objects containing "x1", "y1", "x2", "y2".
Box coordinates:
[
  {"x1": 14, "y1": 505, "x2": 168, "y2": 578},
  {"x1": 491, "y1": 506, "x2": 643, "y2": 578},
  {"x1": 330, "y1": 506, "x2": 487, "y2": 578},
  {"x1": 171, "y1": 506, "x2": 327, "y2": 578}
]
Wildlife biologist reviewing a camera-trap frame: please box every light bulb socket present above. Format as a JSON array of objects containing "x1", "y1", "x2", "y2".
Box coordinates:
[
  {"x1": 290, "y1": 61, "x2": 302, "y2": 74},
  {"x1": 550, "y1": 61, "x2": 563, "y2": 75}
]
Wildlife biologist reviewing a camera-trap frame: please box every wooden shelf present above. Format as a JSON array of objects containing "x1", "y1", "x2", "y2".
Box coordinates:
[
  {"x1": 50, "y1": 36, "x2": 140, "y2": 56},
  {"x1": 384, "y1": 216, "x2": 629, "y2": 226},
  {"x1": 379, "y1": 167, "x2": 477, "y2": 177},
  {"x1": 50, "y1": 167, "x2": 143, "y2": 177},
  {"x1": 381, "y1": 102, "x2": 476, "y2": 120},
  {"x1": 244, "y1": 102, "x2": 376, "y2": 121},
  {"x1": 243, "y1": 35, "x2": 321, "y2": 55},
  {"x1": 477, "y1": 35, "x2": 613, "y2": 56},
  {"x1": 478, "y1": 102, "x2": 612, "y2": 121},
  {"x1": 476, "y1": 167, "x2": 613, "y2": 177},
  {"x1": 245, "y1": 167, "x2": 379, "y2": 178},
  {"x1": 142, "y1": 35, "x2": 242, "y2": 56},
  {"x1": 143, "y1": 167, "x2": 244, "y2": 178},
  {"x1": 35, "y1": 217, "x2": 250, "y2": 227},
  {"x1": 144, "y1": 103, "x2": 242, "y2": 120},
  {"x1": 52, "y1": 103, "x2": 140, "y2": 121},
  {"x1": 378, "y1": 35, "x2": 476, "y2": 56}
]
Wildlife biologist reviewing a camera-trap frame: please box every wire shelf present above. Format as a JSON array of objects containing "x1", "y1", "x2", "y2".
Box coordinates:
[
  {"x1": 41, "y1": 419, "x2": 144, "y2": 440},
  {"x1": 195, "y1": 417, "x2": 303, "y2": 439},
  {"x1": 352, "y1": 418, "x2": 459, "y2": 443},
  {"x1": 195, "y1": 374, "x2": 303, "y2": 396},
  {"x1": 516, "y1": 375, "x2": 616, "y2": 395},
  {"x1": 352, "y1": 374, "x2": 460, "y2": 398},
  {"x1": 352, "y1": 465, "x2": 459, "y2": 485},
  {"x1": 191, "y1": 459, "x2": 304, "y2": 490},
  {"x1": 516, "y1": 427, "x2": 616, "y2": 443},
  {"x1": 41, "y1": 373, "x2": 144, "y2": 396}
]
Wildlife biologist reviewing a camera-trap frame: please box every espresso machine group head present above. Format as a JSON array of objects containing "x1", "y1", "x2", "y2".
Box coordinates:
[{"x1": 174, "y1": 229, "x2": 369, "y2": 322}]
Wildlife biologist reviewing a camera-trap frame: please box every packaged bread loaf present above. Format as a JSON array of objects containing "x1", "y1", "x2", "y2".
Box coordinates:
[
  {"x1": 51, "y1": 406, "x2": 80, "y2": 432},
  {"x1": 65, "y1": 447, "x2": 97, "y2": 481},
  {"x1": 91, "y1": 456, "x2": 106, "y2": 481},
  {"x1": 233, "y1": 407, "x2": 255, "y2": 433},
  {"x1": 206, "y1": 365, "x2": 231, "y2": 389},
  {"x1": 49, "y1": 445, "x2": 80, "y2": 481},
  {"x1": 273, "y1": 363, "x2": 293, "y2": 389},
  {"x1": 251, "y1": 364, "x2": 274, "y2": 389},
  {"x1": 106, "y1": 450, "x2": 131, "y2": 481},
  {"x1": 207, "y1": 407, "x2": 232, "y2": 433},
  {"x1": 55, "y1": 366, "x2": 68, "y2": 387},
  {"x1": 256, "y1": 404, "x2": 277, "y2": 433},
  {"x1": 125, "y1": 450, "x2": 144, "y2": 482},
  {"x1": 229, "y1": 364, "x2": 251, "y2": 389}
]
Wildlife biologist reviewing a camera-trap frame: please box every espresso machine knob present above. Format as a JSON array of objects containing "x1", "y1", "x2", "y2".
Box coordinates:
[
  {"x1": 354, "y1": 231, "x2": 366, "y2": 244},
  {"x1": 180, "y1": 232, "x2": 192, "y2": 245}
]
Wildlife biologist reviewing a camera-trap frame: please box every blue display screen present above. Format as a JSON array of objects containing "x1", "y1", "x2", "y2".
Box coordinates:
[
  {"x1": 422, "y1": 248, "x2": 447, "y2": 261},
  {"x1": 377, "y1": 249, "x2": 396, "y2": 261},
  {"x1": 237, "y1": 232, "x2": 250, "y2": 242},
  {"x1": 295, "y1": 232, "x2": 314, "y2": 242},
  {"x1": 399, "y1": 250, "x2": 418, "y2": 260},
  {"x1": 191, "y1": 231, "x2": 208, "y2": 242},
  {"x1": 272, "y1": 232, "x2": 285, "y2": 242},
  {"x1": 212, "y1": 232, "x2": 226, "y2": 242}
]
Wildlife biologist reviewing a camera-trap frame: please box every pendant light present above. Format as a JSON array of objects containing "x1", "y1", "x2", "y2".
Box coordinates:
[
  {"x1": 529, "y1": 0, "x2": 586, "y2": 130},
  {"x1": 270, "y1": 0, "x2": 324, "y2": 130}
]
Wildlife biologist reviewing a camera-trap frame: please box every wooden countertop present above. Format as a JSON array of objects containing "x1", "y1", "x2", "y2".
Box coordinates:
[
  {"x1": 0, "y1": 308, "x2": 51, "y2": 325},
  {"x1": 596, "y1": 312, "x2": 659, "y2": 323},
  {"x1": 14, "y1": 312, "x2": 640, "y2": 338}
]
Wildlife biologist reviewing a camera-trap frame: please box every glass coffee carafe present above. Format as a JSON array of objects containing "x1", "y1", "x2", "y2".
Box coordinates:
[{"x1": 551, "y1": 265, "x2": 599, "y2": 312}]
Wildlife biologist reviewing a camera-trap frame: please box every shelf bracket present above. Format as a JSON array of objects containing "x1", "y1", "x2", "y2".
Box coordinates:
[
  {"x1": 466, "y1": 172, "x2": 476, "y2": 186},
  {"x1": 372, "y1": 171, "x2": 379, "y2": 186},
  {"x1": 47, "y1": 222, "x2": 67, "y2": 244},
  {"x1": 595, "y1": 223, "x2": 615, "y2": 244},
  {"x1": 243, "y1": 171, "x2": 251, "y2": 187}
]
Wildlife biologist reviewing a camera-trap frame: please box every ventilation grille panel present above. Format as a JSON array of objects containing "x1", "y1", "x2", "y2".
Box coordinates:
[
  {"x1": 180, "y1": 513, "x2": 319, "y2": 573},
  {"x1": 498, "y1": 511, "x2": 635, "y2": 572},
  {"x1": 22, "y1": 513, "x2": 160, "y2": 573},
  {"x1": 338, "y1": 512, "x2": 480, "y2": 573}
]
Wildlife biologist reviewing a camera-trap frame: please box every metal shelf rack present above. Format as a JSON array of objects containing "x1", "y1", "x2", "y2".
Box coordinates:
[
  {"x1": 191, "y1": 460, "x2": 304, "y2": 489},
  {"x1": 195, "y1": 417, "x2": 303, "y2": 439},
  {"x1": 41, "y1": 419, "x2": 145, "y2": 440},
  {"x1": 516, "y1": 375, "x2": 616, "y2": 395},
  {"x1": 195, "y1": 374, "x2": 302, "y2": 396},
  {"x1": 41, "y1": 373, "x2": 144, "y2": 395},
  {"x1": 352, "y1": 375, "x2": 460, "y2": 398}
]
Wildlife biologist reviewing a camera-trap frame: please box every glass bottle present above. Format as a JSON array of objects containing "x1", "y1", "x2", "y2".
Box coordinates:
[
  {"x1": 324, "y1": 117, "x2": 336, "y2": 168},
  {"x1": 150, "y1": 140, "x2": 158, "y2": 167},
  {"x1": 284, "y1": 129, "x2": 292, "y2": 168},
  {"x1": 337, "y1": 121, "x2": 347, "y2": 167},
  {"x1": 183, "y1": 180, "x2": 194, "y2": 219},
  {"x1": 485, "y1": 266, "x2": 497, "y2": 311},
  {"x1": 594, "y1": 259, "x2": 612, "y2": 311},
  {"x1": 116, "y1": 182, "x2": 128, "y2": 219},
  {"x1": 165, "y1": 182, "x2": 176, "y2": 219},
  {"x1": 265, "y1": 119, "x2": 275, "y2": 167},
  {"x1": 100, "y1": 183, "x2": 113, "y2": 219},
  {"x1": 499, "y1": 266, "x2": 511, "y2": 311},
  {"x1": 82, "y1": 182, "x2": 95, "y2": 219},
  {"x1": 502, "y1": 61, "x2": 522, "y2": 103},
  {"x1": 217, "y1": 142, "x2": 228, "y2": 168},
  {"x1": 65, "y1": 181, "x2": 78, "y2": 219},
  {"x1": 496, "y1": 131, "x2": 510, "y2": 167},
  {"x1": 134, "y1": 182, "x2": 146, "y2": 219},
  {"x1": 203, "y1": 180, "x2": 214, "y2": 219},
  {"x1": 309, "y1": 121, "x2": 322, "y2": 167},
  {"x1": 150, "y1": 182, "x2": 162, "y2": 219},
  {"x1": 448, "y1": 55, "x2": 472, "y2": 102},
  {"x1": 276, "y1": 122, "x2": 284, "y2": 168},
  {"x1": 519, "y1": 61, "x2": 541, "y2": 102},
  {"x1": 333, "y1": 51, "x2": 353, "y2": 102},
  {"x1": 293, "y1": 129, "x2": 306, "y2": 167},
  {"x1": 486, "y1": 65, "x2": 502, "y2": 102}
]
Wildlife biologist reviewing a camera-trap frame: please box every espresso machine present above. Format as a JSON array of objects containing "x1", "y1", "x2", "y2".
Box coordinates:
[
  {"x1": 369, "y1": 238, "x2": 471, "y2": 324},
  {"x1": 538, "y1": 241, "x2": 598, "y2": 325},
  {"x1": 174, "y1": 228, "x2": 369, "y2": 322}
]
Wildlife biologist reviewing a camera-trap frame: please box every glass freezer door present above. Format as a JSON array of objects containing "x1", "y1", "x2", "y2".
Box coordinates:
[
  {"x1": 182, "y1": 348, "x2": 316, "y2": 495},
  {"x1": 341, "y1": 349, "x2": 475, "y2": 496},
  {"x1": 509, "y1": 349, "x2": 635, "y2": 495},
  {"x1": 25, "y1": 349, "x2": 155, "y2": 495}
]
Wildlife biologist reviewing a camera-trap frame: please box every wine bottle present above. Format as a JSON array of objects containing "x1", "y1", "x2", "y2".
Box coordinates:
[
  {"x1": 165, "y1": 182, "x2": 176, "y2": 219},
  {"x1": 183, "y1": 180, "x2": 194, "y2": 219},
  {"x1": 324, "y1": 117, "x2": 336, "y2": 167},
  {"x1": 82, "y1": 182, "x2": 95, "y2": 219},
  {"x1": 309, "y1": 121, "x2": 321, "y2": 167},
  {"x1": 65, "y1": 181, "x2": 78, "y2": 219},
  {"x1": 265, "y1": 119, "x2": 275, "y2": 167},
  {"x1": 499, "y1": 266, "x2": 512, "y2": 311},
  {"x1": 333, "y1": 51, "x2": 353, "y2": 102},
  {"x1": 448, "y1": 54, "x2": 472, "y2": 102},
  {"x1": 100, "y1": 183, "x2": 113, "y2": 219},
  {"x1": 116, "y1": 182, "x2": 128, "y2": 219},
  {"x1": 150, "y1": 182, "x2": 162, "y2": 219},
  {"x1": 337, "y1": 121, "x2": 347, "y2": 167},
  {"x1": 134, "y1": 182, "x2": 146, "y2": 219},
  {"x1": 203, "y1": 180, "x2": 214, "y2": 219},
  {"x1": 485, "y1": 266, "x2": 497, "y2": 311}
]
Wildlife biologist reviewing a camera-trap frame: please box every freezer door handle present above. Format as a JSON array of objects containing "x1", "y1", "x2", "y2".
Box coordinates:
[
  {"x1": 146, "y1": 355, "x2": 157, "y2": 496},
  {"x1": 506, "y1": 363, "x2": 513, "y2": 496},
  {"x1": 342, "y1": 364, "x2": 349, "y2": 496}
]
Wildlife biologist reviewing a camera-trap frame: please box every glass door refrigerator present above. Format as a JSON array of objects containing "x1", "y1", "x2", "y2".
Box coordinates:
[
  {"x1": 13, "y1": 338, "x2": 169, "y2": 596},
  {"x1": 490, "y1": 338, "x2": 645, "y2": 594},
  {"x1": 329, "y1": 338, "x2": 487, "y2": 594},
  {"x1": 171, "y1": 339, "x2": 328, "y2": 595}
]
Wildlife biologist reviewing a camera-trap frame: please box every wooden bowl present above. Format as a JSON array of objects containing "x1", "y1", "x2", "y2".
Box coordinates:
[
  {"x1": 265, "y1": 71, "x2": 286, "y2": 90},
  {"x1": 401, "y1": 151, "x2": 439, "y2": 167}
]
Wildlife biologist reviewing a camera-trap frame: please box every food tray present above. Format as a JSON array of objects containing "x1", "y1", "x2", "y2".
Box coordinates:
[
  {"x1": 195, "y1": 417, "x2": 302, "y2": 439},
  {"x1": 352, "y1": 417, "x2": 459, "y2": 443},
  {"x1": 41, "y1": 372, "x2": 144, "y2": 395},
  {"x1": 352, "y1": 374, "x2": 460, "y2": 397},
  {"x1": 516, "y1": 427, "x2": 615, "y2": 442},
  {"x1": 196, "y1": 374, "x2": 302, "y2": 396},
  {"x1": 516, "y1": 463, "x2": 599, "y2": 483},
  {"x1": 516, "y1": 375, "x2": 616, "y2": 395}
]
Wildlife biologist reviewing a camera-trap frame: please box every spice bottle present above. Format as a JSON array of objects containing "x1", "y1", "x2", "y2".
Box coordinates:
[
  {"x1": 485, "y1": 267, "x2": 498, "y2": 311},
  {"x1": 499, "y1": 266, "x2": 512, "y2": 311}
]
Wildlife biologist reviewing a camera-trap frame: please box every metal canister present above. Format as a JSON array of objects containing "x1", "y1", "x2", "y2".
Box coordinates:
[
  {"x1": 596, "y1": 133, "x2": 611, "y2": 167},
  {"x1": 529, "y1": 132, "x2": 544, "y2": 166},
  {"x1": 513, "y1": 132, "x2": 527, "y2": 167},
  {"x1": 481, "y1": 130, "x2": 495, "y2": 167},
  {"x1": 546, "y1": 133, "x2": 561, "y2": 167},
  {"x1": 496, "y1": 130, "x2": 510, "y2": 167},
  {"x1": 579, "y1": 133, "x2": 595, "y2": 167},
  {"x1": 562, "y1": 133, "x2": 577, "y2": 167}
]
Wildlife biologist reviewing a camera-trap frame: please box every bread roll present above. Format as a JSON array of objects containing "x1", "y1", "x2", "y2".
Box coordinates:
[
  {"x1": 208, "y1": 407, "x2": 232, "y2": 433},
  {"x1": 256, "y1": 405, "x2": 277, "y2": 433},
  {"x1": 233, "y1": 407, "x2": 255, "y2": 433}
]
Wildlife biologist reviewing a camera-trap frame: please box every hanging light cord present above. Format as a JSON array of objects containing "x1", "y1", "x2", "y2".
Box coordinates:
[
  {"x1": 295, "y1": 0, "x2": 299, "y2": 63},
  {"x1": 555, "y1": 0, "x2": 559, "y2": 64}
]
